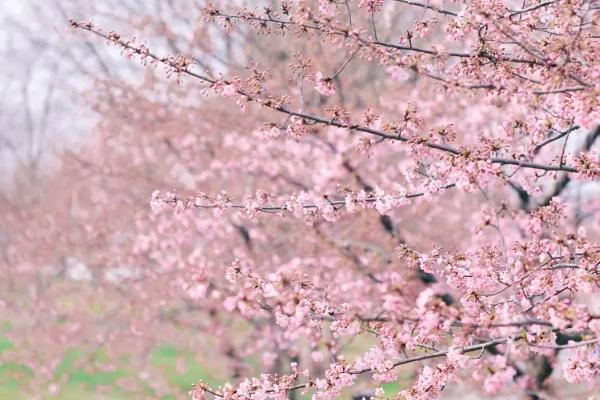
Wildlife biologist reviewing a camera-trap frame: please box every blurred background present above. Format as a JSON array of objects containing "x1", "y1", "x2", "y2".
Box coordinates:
[
  {"x1": 2, "y1": 1, "x2": 405, "y2": 398},
  {"x1": 0, "y1": 1, "x2": 248, "y2": 398},
  {"x1": 2, "y1": 1, "x2": 598, "y2": 399}
]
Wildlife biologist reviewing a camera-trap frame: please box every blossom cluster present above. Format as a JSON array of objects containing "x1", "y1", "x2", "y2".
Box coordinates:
[{"x1": 40, "y1": 1, "x2": 600, "y2": 399}]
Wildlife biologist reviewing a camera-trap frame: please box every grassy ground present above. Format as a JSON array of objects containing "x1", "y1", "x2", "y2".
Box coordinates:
[
  {"x1": 0, "y1": 334, "x2": 408, "y2": 399},
  {"x1": 0, "y1": 336, "x2": 223, "y2": 399}
]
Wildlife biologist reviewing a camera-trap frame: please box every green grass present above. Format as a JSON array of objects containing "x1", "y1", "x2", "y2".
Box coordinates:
[
  {"x1": 0, "y1": 338, "x2": 223, "y2": 399},
  {"x1": 0, "y1": 332, "x2": 410, "y2": 399}
]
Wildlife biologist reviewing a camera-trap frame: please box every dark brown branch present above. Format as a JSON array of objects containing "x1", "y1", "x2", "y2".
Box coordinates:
[{"x1": 71, "y1": 22, "x2": 593, "y2": 178}]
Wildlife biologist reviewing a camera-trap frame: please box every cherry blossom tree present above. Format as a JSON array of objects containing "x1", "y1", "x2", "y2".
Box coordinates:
[{"x1": 3, "y1": 0, "x2": 600, "y2": 398}]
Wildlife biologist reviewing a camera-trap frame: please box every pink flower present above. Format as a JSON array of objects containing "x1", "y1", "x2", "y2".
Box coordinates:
[
  {"x1": 221, "y1": 84, "x2": 237, "y2": 97},
  {"x1": 315, "y1": 71, "x2": 336, "y2": 96},
  {"x1": 413, "y1": 18, "x2": 437, "y2": 38},
  {"x1": 563, "y1": 347, "x2": 600, "y2": 383},
  {"x1": 483, "y1": 367, "x2": 516, "y2": 394},
  {"x1": 447, "y1": 347, "x2": 471, "y2": 368},
  {"x1": 358, "y1": 0, "x2": 384, "y2": 12},
  {"x1": 319, "y1": 0, "x2": 337, "y2": 17}
]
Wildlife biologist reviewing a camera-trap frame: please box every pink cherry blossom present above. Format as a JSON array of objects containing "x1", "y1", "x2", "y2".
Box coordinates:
[
  {"x1": 4, "y1": 2, "x2": 600, "y2": 399},
  {"x1": 314, "y1": 71, "x2": 336, "y2": 96}
]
